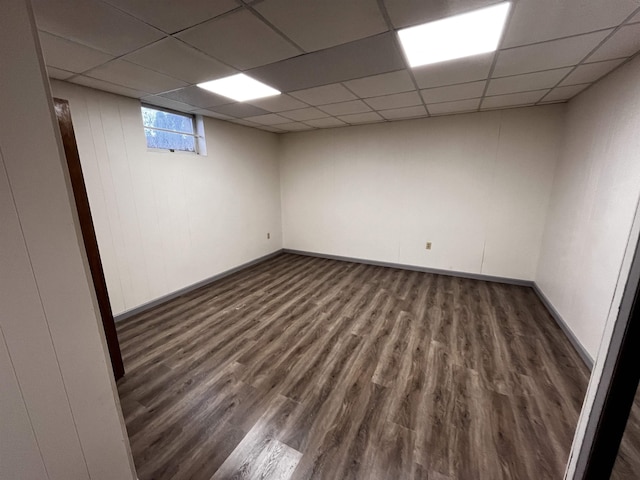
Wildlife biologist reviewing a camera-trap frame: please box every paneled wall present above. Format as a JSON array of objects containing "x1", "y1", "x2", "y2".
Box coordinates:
[
  {"x1": 0, "y1": 2, "x2": 135, "y2": 478},
  {"x1": 280, "y1": 105, "x2": 564, "y2": 281},
  {"x1": 536, "y1": 55, "x2": 640, "y2": 358},
  {"x1": 51, "y1": 80, "x2": 283, "y2": 315}
]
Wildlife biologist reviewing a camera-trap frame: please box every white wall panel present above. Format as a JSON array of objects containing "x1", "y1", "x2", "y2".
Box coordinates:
[
  {"x1": 280, "y1": 106, "x2": 564, "y2": 280},
  {"x1": 0, "y1": 1, "x2": 136, "y2": 478},
  {"x1": 536, "y1": 55, "x2": 640, "y2": 358},
  {"x1": 0, "y1": 325, "x2": 48, "y2": 480},
  {"x1": 0, "y1": 147, "x2": 88, "y2": 480},
  {"x1": 51, "y1": 80, "x2": 283, "y2": 315}
]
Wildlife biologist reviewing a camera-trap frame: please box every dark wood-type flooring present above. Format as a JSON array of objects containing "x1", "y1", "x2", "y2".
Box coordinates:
[{"x1": 116, "y1": 253, "x2": 591, "y2": 480}]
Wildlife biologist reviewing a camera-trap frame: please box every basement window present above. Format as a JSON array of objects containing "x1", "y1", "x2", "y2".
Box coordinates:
[{"x1": 141, "y1": 105, "x2": 198, "y2": 153}]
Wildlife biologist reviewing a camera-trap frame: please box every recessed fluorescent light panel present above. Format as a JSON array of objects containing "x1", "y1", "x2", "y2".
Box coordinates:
[
  {"x1": 197, "y1": 73, "x2": 280, "y2": 102},
  {"x1": 398, "y1": 2, "x2": 511, "y2": 68}
]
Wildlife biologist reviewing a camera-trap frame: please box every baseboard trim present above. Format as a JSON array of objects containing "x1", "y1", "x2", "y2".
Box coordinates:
[
  {"x1": 532, "y1": 282, "x2": 594, "y2": 370},
  {"x1": 282, "y1": 248, "x2": 534, "y2": 286},
  {"x1": 114, "y1": 250, "x2": 284, "y2": 322},
  {"x1": 113, "y1": 247, "x2": 593, "y2": 371},
  {"x1": 284, "y1": 248, "x2": 593, "y2": 369}
]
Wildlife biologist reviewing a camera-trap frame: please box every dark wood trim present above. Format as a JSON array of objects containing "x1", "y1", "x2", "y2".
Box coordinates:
[{"x1": 53, "y1": 98, "x2": 125, "y2": 380}]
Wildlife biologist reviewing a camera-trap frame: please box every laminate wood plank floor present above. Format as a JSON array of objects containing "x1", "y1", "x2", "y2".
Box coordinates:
[{"x1": 116, "y1": 253, "x2": 591, "y2": 480}]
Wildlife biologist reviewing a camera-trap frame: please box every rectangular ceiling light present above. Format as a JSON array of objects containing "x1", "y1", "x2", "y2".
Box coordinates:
[
  {"x1": 197, "y1": 73, "x2": 280, "y2": 102},
  {"x1": 398, "y1": 2, "x2": 511, "y2": 68}
]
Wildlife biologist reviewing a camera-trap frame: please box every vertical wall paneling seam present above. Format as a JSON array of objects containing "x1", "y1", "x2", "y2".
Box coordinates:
[
  {"x1": 0, "y1": 290, "x2": 50, "y2": 479},
  {"x1": 97, "y1": 96, "x2": 129, "y2": 308},
  {"x1": 0, "y1": 144, "x2": 91, "y2": 478},
  {"x1": 145, "y1": 100, "x2": 169, "y2": 296},
  {"x1": 118, "y1": 99, "x2": 152, "y2": 303},
  {"x1": 534, "y1": 107, "x2": 566, "y2": 281},
  {"x1": 276, "y1": 133, "x2": 285, "y2": 245},
  {"x1": 103, "y1": 98, "x2": 135, "y2": 310},
  {"x1": 88, "y1": 94, "x2": 126, "y2": 305},
  {"x1": 479, "y1": 111, "x2": 504, "y2": 275}
]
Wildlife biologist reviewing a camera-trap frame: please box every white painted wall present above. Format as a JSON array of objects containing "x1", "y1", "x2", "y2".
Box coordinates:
[
  {"x1": 0, "y1": 1, "x2": 135, "y2": 479},
  {"x1": 536, "y1": 55, "x2": 640, "y2": 359},
  {"x1": 280, "y1": 106, "x2": 564, "y2": 280},
  {"x1": 49, "y1": 80, "x2": 283, "y2": 315}
]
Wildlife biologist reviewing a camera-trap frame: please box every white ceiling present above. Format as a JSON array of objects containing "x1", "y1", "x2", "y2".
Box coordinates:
[{"x1": 34, "y1": 0, "x2": 640, "y2": 133}]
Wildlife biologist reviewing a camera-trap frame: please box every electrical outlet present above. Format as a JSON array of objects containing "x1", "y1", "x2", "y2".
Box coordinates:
[
  {"x1": 426, "y1": 242, "x2": 432, "y2": 250},
  {"x1": 267, "y1": 232, "x2": 270, "y2": 239}
]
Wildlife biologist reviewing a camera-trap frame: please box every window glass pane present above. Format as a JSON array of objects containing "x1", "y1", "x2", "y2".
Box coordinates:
[
  {"x1": 141, "y1": 107, "x2": 194, "y2": 134},
  {"x1": 144, "y1": 128, "x2": 196, "y2": 152}
]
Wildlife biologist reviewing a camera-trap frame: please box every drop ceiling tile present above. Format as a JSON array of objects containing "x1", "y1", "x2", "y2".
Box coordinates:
[
  {"x1": 586, "y1": 23, "x2": 640, "y2": 62},
  {"x1": 503, "y1": 0, "x2": 638, "y2": 48},
  {"x1": 304, "y1": 117, "x2": 347, "y2": 128},
  {"x1": 481, "y1": 90, "x2": 548, "y2": 109},
  {"x1": 383, "y1": 0, "x2": 499, "y2": 28},
  {"x1": 542, "y1": 84, "x2": 590, "y2": 102},
  {"x1": 123, "y1": 38, "x2": 236, "y2": 84},
  {"x1": 244, "y1": 113, "x2": 290, "y2": 125},
  {"x1": 486, "y1": 68, "x2": 571, "y2": 96},
  {"x1": 245, "y1": 95, "x2": 308, "y2": 112},
  {"x1": 364, "y1": 91, "x2": 422, "y2": 110},
  {"x1": 319, "y1": 100, "x2": 372, "y2": 116},
  {"x1": 229, "y1": 118, "x2": 261, "y2": 128},
  {"x1": 412, "y1": 53, "x2": 494, "y2": 89},
  {"x1": 427, "y1": 98, "x2": 481, "y2": 115},
  {"x1": 101, "y1": 0, "x2": 238, "y2": 34},
  {"x1": 560, "y1": 59, "x2": 627, "y2": 86},
  {"x1": 38, "y1": 31, "x2": 114, "y2": 73},
  {"x1": 176, "y1": 9, "x2": 300, "y2": 70},
  {"x1": 248, "y1": 33, "x2": 405, "y2": 92},
  {"x1": 84, "y1": 60, "x2": 187, "y2": 94},
  {"x1": 379, "y1": 105, "x2": 427, "y2": 120},
  {"x1": 290, "y1": 84, "x2": 357, "y2": 105},
  {"x1": 47, "y1": 67, "x2": 75, "y2": 80},
  {"x1": 190, "y1": 109, "x2": 234, "y2": 120},
  {"x1": 160, "y1": 86, "x2": 232, "y2": 108},
  {"x1": 494, "y1": 30, "x2": 612, "y2": 77},
  {"x1": 32, "y1": 0, "x2": 165, "y2": 56},
  {"x1": 140, "y1": 95, "x2": 195, "y2": 113},
  {"x1": 210, "y1": 103, "x2": 270, "y2": 118},
  {"x1": 337, "y1": 112, "x2": 384, "y2": 124},
  {"x1": 255, "y1": 0, "x2": 387, "y2": 52},
  {"x1": 420, "y1": 81, "x2": 486, "y2": 104},
  {"x1": 258, "y1": 125, "x2": 285, "y2": 133},
  {"x1": 281, "y1": 107, "x2": 330, "y2": 121},
  {"x1": 277, "y1": 122, "x2": 315, "y2": 131},
  {"x1": 343, "y1": 70, "x2": 415, "y2": 98},
  {"x1": 69, "y1": 75, "x2": 148, "y2": 98}
]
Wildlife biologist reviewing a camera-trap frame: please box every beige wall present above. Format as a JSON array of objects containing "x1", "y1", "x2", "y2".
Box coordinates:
[
  {"x1": 50, "y1": 80, "x2": 283, "y2": 316},
  {"x1": 279, "y1": 105, "x2": 564, "y2": 281},
  {"x1": 0, "y1": 1, "x2": 135, "y2": 479},
  {"x1": 536, "y1": 54, "x2": 640, "y2": 358}
]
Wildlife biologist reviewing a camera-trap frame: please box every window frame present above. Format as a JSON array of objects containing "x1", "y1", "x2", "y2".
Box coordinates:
[{"x1": 141, "y1": 104, "x2": 199, "y2": 154}]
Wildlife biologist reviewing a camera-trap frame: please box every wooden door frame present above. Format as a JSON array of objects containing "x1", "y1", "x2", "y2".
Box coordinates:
[{"x1": 53, "y1": 98, "x2": 125, "y2": 380}]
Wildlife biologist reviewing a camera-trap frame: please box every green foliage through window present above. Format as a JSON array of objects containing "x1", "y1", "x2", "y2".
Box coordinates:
[{"x1": 141, "y1": 106, "x2": 197, "y2": 152}]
